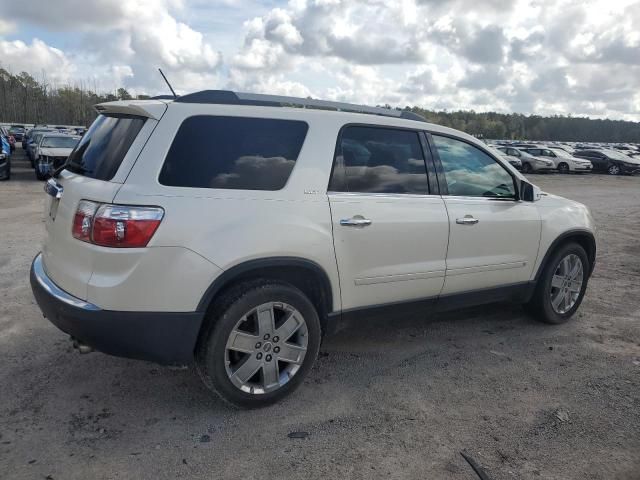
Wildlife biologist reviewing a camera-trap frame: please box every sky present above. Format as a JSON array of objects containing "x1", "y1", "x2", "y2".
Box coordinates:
[{"x1": 0, "y1": 0, "x2": 638, "y2": 121}]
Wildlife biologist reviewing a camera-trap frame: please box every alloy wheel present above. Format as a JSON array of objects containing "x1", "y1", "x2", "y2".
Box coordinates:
[
  {"x1": 224, "y1": 301, "x2": 308, "y2": 394},
  {"x1": 549, "y1": 254, "x2": 584, "y2": 314},
  {"x1": 558, "y1": 163, "x2": 569, "y2": 173},
  {"x1": 608, "y1": 164, "x2": 620, "y2": 175}
]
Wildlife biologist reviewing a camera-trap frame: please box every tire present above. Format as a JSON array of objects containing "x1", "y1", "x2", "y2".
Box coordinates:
[
  {"x1": 35, "y1": 168, "x2": 46, "y2": 181},
  {"x1": 522, "y1": 162, "x2": 532, "y2": 174},
  {"x1": 607, "y1": 164, "x2": 621, "y2": 175},
  {"x1": 196, "y1": 280, "x2": 321, "y2": 408},
  {"x1": 557, "y1": 162, "x2": 570, "y2": 174},
  {"x1": 526, "y1": 242, "x2": 589, "y2": 324}
]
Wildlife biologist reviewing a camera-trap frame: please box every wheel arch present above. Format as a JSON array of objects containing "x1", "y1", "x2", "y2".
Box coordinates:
[
  {"x1": 534, "y1": 229, "x2": 596, "y2": 281},
  {"x1": 196, "y1": 257, "x2": 335, "y2": 334}
]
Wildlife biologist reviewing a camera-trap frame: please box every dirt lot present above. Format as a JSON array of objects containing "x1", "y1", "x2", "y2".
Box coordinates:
[{"x1": 1, "y1": 149, "x2": 639, "y2": 480}]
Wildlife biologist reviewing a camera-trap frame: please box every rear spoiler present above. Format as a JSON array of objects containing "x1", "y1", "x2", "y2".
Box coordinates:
[{"x1": 93, "y1": 100, "x2": 168, "y2": 120}]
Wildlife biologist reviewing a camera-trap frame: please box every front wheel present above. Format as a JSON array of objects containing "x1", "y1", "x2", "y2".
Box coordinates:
[
  {"x1": 196, "y1": 280, "x2": 321, "y2": 408},
  {"x1": 557, "y1": 162, "x2": 570, "y2": 174},
  {"x1": 607, "y1": 164, "x2": 621, "y2": 175},
  {"x1": 526, "y1": 243, "x2": 589, "y2": 324},
  {"x1": 522, "y1": 162, "x2": 532, "y2": 174}
]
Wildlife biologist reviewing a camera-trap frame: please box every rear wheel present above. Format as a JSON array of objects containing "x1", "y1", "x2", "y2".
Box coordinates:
[
  {"x1": 607, "y1": 164, "x2": 621, "y2": 175},
  {"x1": 522, "y1": 162, "x2": 532, "y2": 174},
  {"x1": 557, "y1": 162, "x2": 570, "y2": 173},
  {"x1": 196, "y1": 280, "x2": 321, "y2": 408},
  {"x1": 526, "y1": 242, "x2": 589, "y2": 324}
]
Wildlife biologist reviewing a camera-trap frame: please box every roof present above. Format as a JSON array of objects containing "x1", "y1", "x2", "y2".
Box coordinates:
[{"x1": 172, "y1": 90, "x2": 427, "y2": 122}]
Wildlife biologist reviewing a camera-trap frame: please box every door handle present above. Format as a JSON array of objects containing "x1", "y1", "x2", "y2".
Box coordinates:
[
  {"x1": 456, "y1": 216, "x2": 479, "y2": 225},
  {"x1": 340, "y1": 216, "x2": 372, "y2": 227}
]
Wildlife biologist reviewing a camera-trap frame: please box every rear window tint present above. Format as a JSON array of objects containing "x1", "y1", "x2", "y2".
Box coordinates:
[
  {"x1": 65, "y1": 114, "x2": 145, "y2": 180},
  {"x1": 159, "y1": 116, "x2": 308, "y2": 191}
]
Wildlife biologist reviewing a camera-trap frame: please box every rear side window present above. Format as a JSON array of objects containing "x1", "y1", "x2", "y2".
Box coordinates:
[
  {"x1": 159, "y1": 116, "x2": 308, "y2": 191},
  {"x1": 65, "y1": 114, "x2": 145, "y2": 180},
  {"x1": 329, "y1": 126, "x2": 429, "y2": 194}
]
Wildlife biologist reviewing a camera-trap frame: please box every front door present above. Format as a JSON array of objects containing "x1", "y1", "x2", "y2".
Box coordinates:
[
  {"x1": 428, "y1": 134, "x2": 541, "y2": 295},
  {"x1": 328, "y1": 125, "x2": 449, "y2": 311}
]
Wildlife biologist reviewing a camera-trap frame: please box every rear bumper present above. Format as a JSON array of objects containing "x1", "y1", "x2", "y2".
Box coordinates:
[{"x1": 30, "y1": 253, "x2": 203, "y2": 365}]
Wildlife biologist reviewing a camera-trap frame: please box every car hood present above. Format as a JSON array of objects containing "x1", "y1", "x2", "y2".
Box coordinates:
[{"x1": 39, "y1": 147, "x2": 73, "y2": 157}]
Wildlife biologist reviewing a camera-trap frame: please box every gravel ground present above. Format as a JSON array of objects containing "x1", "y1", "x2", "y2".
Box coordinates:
[{"x1": 1, "y1": 149, "x2": 639, "y2": 480}]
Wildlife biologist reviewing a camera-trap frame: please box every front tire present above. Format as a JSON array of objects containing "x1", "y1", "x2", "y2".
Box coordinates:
[
  {"x1": 522, "y1": 162, "x2": 532, "y2": 174},
  {"x1": 557, "y1": 162, "x2": 570, "y2": 174},
  {"x1": 196, "y1": 280, "x2": 321, "y2": 408},
  {"x1": 527, "y1": 242, "x2": 589, "y2": 324},
  {"x1": 607, "y1": 164, "x2": 621, "y2": 175}
]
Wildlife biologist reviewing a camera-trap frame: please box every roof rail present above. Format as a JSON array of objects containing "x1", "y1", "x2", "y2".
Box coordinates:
[{"x1": 174, "y1": 90, "x2": 426, "y2": 122}]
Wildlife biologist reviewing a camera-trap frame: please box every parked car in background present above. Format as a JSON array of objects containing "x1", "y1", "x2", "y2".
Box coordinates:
[
  {"x1": 488, "y1": 146, "x2": 522, "y2": 170},
  {"x1": 520, "y1": 147, "x2": 592, "y2": 173},
  {"x1": 26, "y1": 129, "x2": 54, "y2": 166},
  {"x1": 0, "y1": 150, "x2": 9, "y2": 180},
  {"x1": 496, "y1": 146, "x2": 554, "y2": 173},
  {"x1": 544, "y1": 147, "x2": 593, "y2": 173},
  {"x1": 9, "y1": 126, "x2": 25, "y2": 141},
  {"x1": 34, "y1": 133, "x2": 80, "y2": 180},
  {"x1": 1, "y1": 129, "x2": 11, "y2": 158},
  {"x1": 573, "y1": 149, "x2": 640, "y2": 175}
]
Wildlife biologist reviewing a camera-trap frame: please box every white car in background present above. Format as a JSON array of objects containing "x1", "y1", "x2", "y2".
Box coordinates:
[
  {"x1": 487, "y1": 145, "x2": 522, "y2": 170},
  {"x1": 35, "y1": 133, "x2": 80, "y2": 180},
  {"x1": 496, "y1": 146, "x2": 554, "y2": 173},
  {"x1": 520, "y1": 147, "x2": 593, "y2": 174}
]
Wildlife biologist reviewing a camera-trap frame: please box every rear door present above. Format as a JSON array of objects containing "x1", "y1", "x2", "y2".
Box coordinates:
[
  {"x1": 428, "y1": 134, "x2": 541, "y2": 295},
  {"x1": 42, "y1": 109, "x2": 162, "y2": 299},
  {"x1": 328, "y1": 125, "x2": 449, "y2": 311}
]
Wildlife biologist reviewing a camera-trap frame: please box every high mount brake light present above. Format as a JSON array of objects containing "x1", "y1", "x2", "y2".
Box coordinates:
[{"x1": 72, "y1": 201, "x2": 164, "y2": 248}]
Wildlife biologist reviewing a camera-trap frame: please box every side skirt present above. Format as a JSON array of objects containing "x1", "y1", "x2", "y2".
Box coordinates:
[{"x1": 325, "y1": 281, "x2": 536, "y2": 335}]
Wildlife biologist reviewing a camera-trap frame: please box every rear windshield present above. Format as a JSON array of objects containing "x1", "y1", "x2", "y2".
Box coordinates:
[
  {"x1": 65, "y1": 114, "x2": 145, "y2": 180},
  {"x1": 159, "y1": 115, "x2": 308, "y2": 191}
]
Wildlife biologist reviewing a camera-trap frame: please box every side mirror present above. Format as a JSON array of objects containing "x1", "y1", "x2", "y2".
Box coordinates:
[{"x1": 520, "y1": 180, "x2": 542, "y2": 202}]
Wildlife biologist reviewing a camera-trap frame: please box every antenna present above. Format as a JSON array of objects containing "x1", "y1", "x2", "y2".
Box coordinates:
[{"x1": 158, "y1": 68, "x2": 177, "y2": 99}]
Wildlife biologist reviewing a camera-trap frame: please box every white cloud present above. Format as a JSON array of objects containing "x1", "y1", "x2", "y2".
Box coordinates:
[{"x1": 0, "y1": 0, "x2": 638, "y2": 120}]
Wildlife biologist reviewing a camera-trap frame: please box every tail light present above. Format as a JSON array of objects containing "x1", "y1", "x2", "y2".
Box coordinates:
[{"x1": 72, "y1": 201, "x2": 164, "y2": 248}]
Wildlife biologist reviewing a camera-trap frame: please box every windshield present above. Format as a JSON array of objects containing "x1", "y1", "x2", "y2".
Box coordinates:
[
  {"x1": 41, "y1": 136, "x2": 79, "y2": 148},
  {"x1": 65, "y1": 114, "x2": 146, "y2": 180},
  {"x1": 550, "y1": 148, "x2": 572, "y2": 158},
  {"x1": 604, "y1": 149, "x2": 635, "y2": 161}
]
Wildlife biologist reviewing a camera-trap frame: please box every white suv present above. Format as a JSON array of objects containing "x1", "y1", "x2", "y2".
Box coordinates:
[{"x1": 31, "y1": 91, "x2": 596, "y2": 408}]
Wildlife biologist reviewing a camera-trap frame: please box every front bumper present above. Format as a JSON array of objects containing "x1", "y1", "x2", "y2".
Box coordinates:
[
  {"x1": 30, "y1": 253, "x2": 204, "y2": 364},
  {"x1": 621, "y1": 164, "x2": 640, "y2": 175},
  {"x1": 573, "y1": 164, "x2": 592, "y2": 171}
]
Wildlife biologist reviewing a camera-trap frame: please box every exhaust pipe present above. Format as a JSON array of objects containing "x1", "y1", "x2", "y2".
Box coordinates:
[{"x1": 71, "y1": 337, "x2": 94, "y2": 354}]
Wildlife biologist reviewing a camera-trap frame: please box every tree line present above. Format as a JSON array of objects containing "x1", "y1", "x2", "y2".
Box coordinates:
[
  {"x1": 0, "y1": 69, "x2": 147, "y2": 127},
  {"x1": 0, "y1": 68, "x2": 638, "y2": 142}
]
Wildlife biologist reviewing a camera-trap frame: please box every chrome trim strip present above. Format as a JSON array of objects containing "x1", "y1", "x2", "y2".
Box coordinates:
[
  {"x1": 32, "y1": 254, "x2": 101, "y2": 311},
  {"x1": 327, "y1": 191, "x2": 443, "y2": 199},
  {"x1": 446, "y1": 261, "x2": 527, "y2": 276},
  {"x1": 355, "y1": 270, "x2": 445, "y2": 286}
]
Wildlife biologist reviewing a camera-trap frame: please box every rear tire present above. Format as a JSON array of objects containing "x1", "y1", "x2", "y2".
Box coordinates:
[
  {"x1": 522, "y1": 162, "x2": 532, "y2": 174},
  {"x1": 526, "y1": 242, "x2": 589, "y2": 324},
  {"x1": 196, "y1": 280, "x2": 321, "y2": 408},
  {"x1": 607, "y1": 164, "x2": 621, "y2": 175}
]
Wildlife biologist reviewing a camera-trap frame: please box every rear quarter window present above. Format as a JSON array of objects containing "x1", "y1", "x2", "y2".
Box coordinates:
[
  {"x1": 159, "y1": 116, "x2": 308, "y2": 191},
  {"x1": 65, "y1": 114, "x2": 146, "y2": 181}
]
